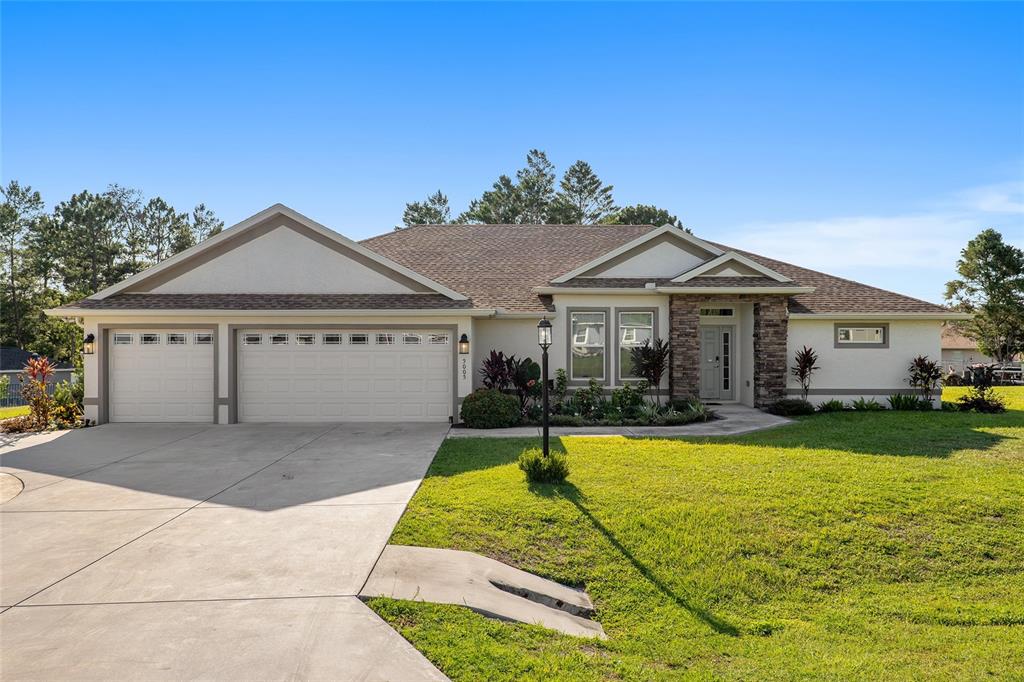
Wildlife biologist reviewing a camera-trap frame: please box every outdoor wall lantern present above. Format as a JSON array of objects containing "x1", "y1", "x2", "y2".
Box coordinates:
[
  {"x1": 82, "y1": 333, "x2": 96, "y2": 355},
  {"x1": 536, "y1": 317, "x2": 553, "y2": 456},
  {"x1": 458, "y1": 333, "x2": 470, "y2": 355}
]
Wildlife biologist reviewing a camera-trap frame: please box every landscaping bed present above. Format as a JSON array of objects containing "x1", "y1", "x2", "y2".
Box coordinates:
[{"x1": 368, "y1": 401, "x2": 1024, "y2": 680}]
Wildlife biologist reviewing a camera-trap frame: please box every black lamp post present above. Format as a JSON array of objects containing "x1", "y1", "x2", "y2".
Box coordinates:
[{"x1": 537, "y1": 317, "x2": 552, "y2": 457}]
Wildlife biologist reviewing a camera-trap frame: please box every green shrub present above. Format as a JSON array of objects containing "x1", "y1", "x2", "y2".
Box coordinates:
[
  {"x1": 817, "y1": 399, "x2": 846, "y2": 413},
  {"x1": 51, "y1": 380, "x2": 82, "y2": 427},
  {"x1": 957, "y1": 387, "x2": 1007, "y2": 413},
  {"x1": 851, "y1": 397, "x2": 885, "y2": 411},
  {"x1": 887, "y1": 393, "x2": 930, "y2": 411},
  {"x1": 518, "y1": 448, "x2": 569, "y2": 484},
  {"x1": 610, "y1": 382, "x2": 647, "y2": 419},
  {"x1": 766, "y1": 398, "x2": 815, "y2": 416},
  {"x1": 658, "y1": 409, "x2": 701, "y2": 426},
  {"x1": 0, "y1": 375, "x2": 9, "y2": 401},
  {"x1": 941, "y1": 401, "x2": 961, "y2": 412},
  {"x1": 549, "y1": 414, "x2": 584, "y2": 427},
  {"x1": 568, "y1": 378, "x2": 607, "y2": 420},
  {"x1": 460, "y1": 389, "x2": 521, "y2": 428}
]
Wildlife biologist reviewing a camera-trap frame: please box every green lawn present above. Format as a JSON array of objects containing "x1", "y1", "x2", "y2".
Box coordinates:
[
  {"x1": 369, "y1": 394, "x2": 1024, "y2": 680},
  {"x1": 0, "y1": 405, "x2": 29, "y2": 419}
]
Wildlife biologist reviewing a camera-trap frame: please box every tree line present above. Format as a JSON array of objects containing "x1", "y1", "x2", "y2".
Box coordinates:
[
  {"x1": 402, "y1": 149, "x2": 685, "y2": 229},
  {"x1": 1, "y1": 181, "x2": 224, "y2": 362}
]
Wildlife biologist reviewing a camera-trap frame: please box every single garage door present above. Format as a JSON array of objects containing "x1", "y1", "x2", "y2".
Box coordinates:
[
  {"x1": 109, "y1": 329, "x2": 215, "y2": 422},
  {"x1": 237, "y1": 329, "x2": 453, "y2": 422}
]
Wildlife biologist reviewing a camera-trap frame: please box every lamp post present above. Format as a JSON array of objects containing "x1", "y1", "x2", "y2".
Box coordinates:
[{"x1": 537, "y1": 317, "x2": 552, "y2": 457}]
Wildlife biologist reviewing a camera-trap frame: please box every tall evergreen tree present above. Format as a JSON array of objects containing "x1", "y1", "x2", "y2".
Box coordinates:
[
  {"x1": 1, "y1": 182, "x2": 45, "y2": 347},
  {"x1": 516, "y1": 149, "x2": 556, "y2": 223},
  {"x1": 106, "y1": 184, "x2": 149, "y2": 277},
  {"x1": 605, "y1": 204, "x2": 685, "y2": 229},
  {"x1": 191, "y1": 203, "x2": 224, "y2": 241},
  {"x1": 54, "y1": 191, "x2": 119, "y2": 295},
  {"x1": 550, "y1": 161, "x2": 617, "y2": 224},
  {"x1": 458, "y1": 175, "x2": 524, "y2": 224},
  {"x1": 402, "y1": 190, "x2": 451, "y2": 226},
  {"x1": 142, "y1": 197, "x2": 179, "y2": 263}
]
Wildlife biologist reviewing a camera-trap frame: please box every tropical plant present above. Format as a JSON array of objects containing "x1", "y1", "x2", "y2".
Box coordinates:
[
  {"x1": 851, "y1": 397, "x2": 885, "y2": 411},
  {"x1": 888, "y1": 393, "x2": 929, "y2": 411},
  {"x1": 507, "y1": 356, "x2": 541, "y2": 415},
  {"x1": 553, "y1": 368, "x2": 569, "y2": 407},
  {"x1": 629, "y1": 338, "x2": 671, "y2": 405},
  {"x1": 51, "y1": 380, "x2": 82, "y2": 427},
  {"x1": 766, "y1": 398, "x2": 815, "y2": 416},
  {"x1": 957, "y1": 387, "x2": 1007, "y2": 413},
  {"x1": 907, "y1": 355, "x2": 943, "y2": 403},
  {"x1": 479, "y1": 350, "x2": 512, "y2": 390},
  {"x1": 19, "y1": 356, "x2": 55, "y2": 428},
  {"x1": 817, "y1": 399, "x2": 846, "y2": 413},
  {"x1": 791, "y1": 346, "x2": 819, "y2": 401},
  {"x1": 518, "y1": 447, "x2": 569, "y2": 484},
  {"x1": 460, "y1": 388, "x2": 521, "y2": 428}
]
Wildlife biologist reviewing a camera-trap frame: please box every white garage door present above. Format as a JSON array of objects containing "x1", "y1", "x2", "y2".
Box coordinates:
[
  {"x1": 109, "y1": 330, "x2": 214, "y2": 422},
  {"x1": 237, "y1": 329, "x2": 453, "y2": 422}
]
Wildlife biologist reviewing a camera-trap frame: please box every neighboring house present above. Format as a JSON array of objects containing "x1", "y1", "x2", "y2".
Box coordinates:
[
  {"x1": 941, "y1": 326, "x2": 1019, "y2": 372},
  {"x1": 47, "y1": 204, "x2": 965, "y2": 424}
]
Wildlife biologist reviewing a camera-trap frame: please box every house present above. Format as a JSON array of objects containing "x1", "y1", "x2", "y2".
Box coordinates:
[
  {"x1": 47, "y1": 204, "x2": 966, "y2": 424},
  {"x1": 940, "y1": 325, "x2": 1016, "y2": 372}
]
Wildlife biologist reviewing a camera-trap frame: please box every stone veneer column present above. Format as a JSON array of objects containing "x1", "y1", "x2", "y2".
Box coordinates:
[
  {"x1": 752, "y1": 296, "x2": 789, "y2": 407},
  {"x1": 669, "y1": 295, "x2": 701, "y2": 401}
]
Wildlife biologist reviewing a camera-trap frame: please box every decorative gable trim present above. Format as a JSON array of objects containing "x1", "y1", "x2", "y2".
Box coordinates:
[
  {"x1": 91, "y1": 204, "x2": 467, "y2": 301},
  {"x1": 671, "y1": 251, "x2": 791, "y2": 283},
  {"x1": 550, "y1": 224, "x2": 724, "y2": 284}
]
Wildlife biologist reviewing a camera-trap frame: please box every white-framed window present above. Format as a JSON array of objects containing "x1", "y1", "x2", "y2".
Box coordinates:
[
  {"x1": 375, "y1": 333, "x2": 395, "y2": 345},
  {"x1": 113, "y1": 333, "x2": 133, "y2": 345},
  {"x1": 166, "y1": 333, "x2": 187, "y2": 345},
  {"x1": 570, "y1": 311, "x2": 606, "y2": 381},
  {"x1": 402, "y1": 333, "x2": 422, "y2": 345},
  {"x1": 242, "y1": 333, "x2": 262, "y2": 345},
  {"x1": 271, "y1": 333, "x2": 289, "y2": 345},
  {"x1": 323, "y1": 333, "x2": 343, "y2": 345},
  {"x1": 428, "y1": 333, "x2": 449, "y2": 345},
  {"x1": 836, "y1": 325, "x2": 887, "y2": 346},
  {"x1": 349, "y1": 333, "x2": 369, "y2": 345},
  {"x1": 141, "y1": 333, "x2": 161, "y2": 345},
  {"x1": 295, "y1": 333, "x2": 316, "y2": 345},
  {"x1": 618, "y1": 311, "x2": 654, "y2": 380},
  {"x1": 699, "y1": 307, "x2": 734, "y2": 317},
  {"x1": 194, "y1": 332, "x2": 213, "y2": 345}
]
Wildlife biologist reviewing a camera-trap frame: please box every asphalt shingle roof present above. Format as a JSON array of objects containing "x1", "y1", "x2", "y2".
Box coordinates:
[{"x1": 67, "y1": 293, "x2": 474, "y2": 310}]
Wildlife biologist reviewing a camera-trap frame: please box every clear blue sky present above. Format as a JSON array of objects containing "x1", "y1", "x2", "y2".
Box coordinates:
[{"x1": 3, "y1": 1, "x2": 1022, "y2": 303}]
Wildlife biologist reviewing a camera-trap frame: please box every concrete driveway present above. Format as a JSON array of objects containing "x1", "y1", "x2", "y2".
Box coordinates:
[{"x1": 0, "y1": 423, "x2": 450, "y2": 681}]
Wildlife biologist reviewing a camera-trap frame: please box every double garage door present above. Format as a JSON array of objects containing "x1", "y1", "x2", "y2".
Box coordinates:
[{"x1": 108, "y1": 328, "x2": 453, "y2": 423}]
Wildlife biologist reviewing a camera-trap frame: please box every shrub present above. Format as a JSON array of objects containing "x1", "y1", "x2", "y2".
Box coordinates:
[
  {"x1": 907, "y1": 355, "x2": 943, "y2": 402},
  {"x1": 791, "y1": 346, "x2": 819, "y2": 401},
  {"x1": 941, "y1": 401, "x2": 961, "y2": 412},
  {"x1": 636, "y1": 401, "x2": 662, "y2": 424},
  {"x1": 851, "y1": 397, "x2": 885, "y2": 411},
  {"x1": 460, "y1": 389, "x2": 521, "y2": 428},
  {"x1": 518, "y1": 448, "x2": 569, "y2": 484},
  {"x1": 629, "y1": 338, "x2": 670, "y2": 404},
  {"x1": 553, "y1": 368, "x2": 569, "y2": 407},
  {"x1": 957, "y1": 386, "x2": 1007, "y2": 413},
  {"x1": 568, "y1": 378, "x2": 607, "y2": 420},
  {"x1": 888, "y1": 393, "x2": 930, "y2": 411},
  {"x1": 817, "y1": 399, "x2": 846, "y2": 413},
  {"x1": 0, "y1": 374, "x2": 9, "y2": 402},
  {"x1": 766, "y1": 398, "x2": 815, "y2": 416},
  {"x1": 507, "y1": 356, "x2": 541, "y2": 415},
  {"x1": 0, "y1": 414, "x2": 37, "y2": 433},
  {"x1": 479, "y1": 350, "x2": 512, "y2": 390},
  {"x1": 610, "y1": 382, "x2": 648, "y2": 419},
  {"x1": 549, "y1": 414, "x2": 584, "y2": 427},
  {"x1": 51, "y1": 380, "x2": 82, "y2": 427},
  {"x1": 658, "y1": 409, "x2": 702, "y2": 426}
]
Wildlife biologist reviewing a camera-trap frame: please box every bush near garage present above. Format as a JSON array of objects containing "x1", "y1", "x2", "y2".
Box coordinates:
[{"x1": 460, "y1": 388, "x2": 521, "y2": 429}]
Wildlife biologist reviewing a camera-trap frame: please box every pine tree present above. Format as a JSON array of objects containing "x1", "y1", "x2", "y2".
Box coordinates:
[
  {"x1": 106, "y1": 184, "x2": 149, "y2": 277},
  {"x1": 605, "y1": 204, "x2": 685, "y2": 229},
  {"x1": 191, "y1": 203, "x2": 224, "y2": 240},
  {"x1": 459, "y1": 175, "x2": 524, "y2": 224},
  {"x1": 402, "y1": 190, "x2": 451, "y2": 226},
  {"x1": 54, "y1": 190, "x2": 119, "y2": 295},
  {"x1": 0, "y1": 181, "x2": 44, "y2": 347},
  {"x1": 551, "y1": 161, "x2": 617, "y2": 224},
  {"x1": 516, "y1": 149, "x2": 556, "y2": 223}
]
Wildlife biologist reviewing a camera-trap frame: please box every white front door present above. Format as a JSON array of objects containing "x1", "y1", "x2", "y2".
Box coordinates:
[
  {"x1": 237, "y1": 329, "x2": 453, "y2": 422},
  {"x1": 108, "y1": 330, "x2": 214, "y2": 422}
]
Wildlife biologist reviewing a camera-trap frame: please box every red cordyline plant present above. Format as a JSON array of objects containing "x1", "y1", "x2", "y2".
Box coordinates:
[
  {"x1": 20, "y1": 356, "x2": 56, "y2": 427},
  {"x1": 791, "y1": 346, "x2": 819, "y2": 402},
  {"x1": 907, "y1": 355, "x2": 943, "y2": 402}
]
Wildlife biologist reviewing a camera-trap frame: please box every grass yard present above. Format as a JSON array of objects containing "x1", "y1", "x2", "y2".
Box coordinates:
[
  {"x1": 369, "y1": 395, "x2": 1024, "y2": 680},
  {"x1": 0, "y1": 405, "x2": 29, "y2": 419},
  {"x1": 943, "y1": 385, "x2": 1024, "y2": 411}
]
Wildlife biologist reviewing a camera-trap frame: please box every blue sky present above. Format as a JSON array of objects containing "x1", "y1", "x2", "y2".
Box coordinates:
[{"x1": 3, "y1": 1, "x2": 1022, "y2": 303}]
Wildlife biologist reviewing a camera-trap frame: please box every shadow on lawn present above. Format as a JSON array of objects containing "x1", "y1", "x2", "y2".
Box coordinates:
[{"x1": 532, "y1": 480, "x2": 740, "y2": 637}]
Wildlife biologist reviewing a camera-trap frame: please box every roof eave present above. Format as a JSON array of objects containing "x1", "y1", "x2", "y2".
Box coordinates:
[
  {"x1": 789, "y1": 312, "x2": 970, "y2": 320},
  {"x1": 46, "y1": 307, "x2": 498, "y2": 318}
]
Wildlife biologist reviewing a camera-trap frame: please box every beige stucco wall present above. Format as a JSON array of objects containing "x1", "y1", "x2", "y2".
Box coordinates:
[
  {"x1": 786, "y1": 318, "x2": 943, "y2": 405},
  {"x1": 151, "y1": 226, "x2": 420, "y2": 295}
]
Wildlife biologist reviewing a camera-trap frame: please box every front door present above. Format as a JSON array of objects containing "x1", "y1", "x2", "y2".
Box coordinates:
[{"x1": 699, "y1": 325, "x2": 734, "y2": 401}]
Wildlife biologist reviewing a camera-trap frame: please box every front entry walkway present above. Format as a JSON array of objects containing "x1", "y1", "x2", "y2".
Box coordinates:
[
  {"x1": 0, "y1": 423, "x2": 450, "y2": 681},
  {"x1": 449, "y1": 404, "x2": 791, "y2": 438}
]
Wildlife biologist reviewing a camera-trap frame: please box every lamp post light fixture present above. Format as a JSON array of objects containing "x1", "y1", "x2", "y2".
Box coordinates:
[
  {"x1": 537, "y1": 317, "x2": 552, "y2": 457},
  {"x1": 458, "y1": 333, "x2": 470, "y2": 355},
  {"x1": 82, "y1": 333, "x2": 96, "y2": 355}
]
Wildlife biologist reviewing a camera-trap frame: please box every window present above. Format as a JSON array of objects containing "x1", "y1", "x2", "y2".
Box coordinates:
[
  {"x1": 618, "y1": 311, "x2": 654, "y2": 380},
  {"x1": 699, "y1": 308, "x2": 734, "y2": 317},
  {"x1": 323, "y1": 333, "x2": 343, "y2": 345},
  {"x1": 194, "y1": 332, "x2": 213, "y2": 345},
  {"x1": 167, "y1": 333, "x2": 186, "y2": 345},
  {"x1": 722, "y1": 329, "x2": 731, "y2": 391},
  {"x1": 402, "y1": 333, "x2": 422, "y2": 345},
  {"x1": 271, "y1": 333, "x2": 289, "y2": 345},
  {"x1": 835, "y1": 324, "x2": 888, "y2": 347},
  {"x1": 243, "y1": 333, "x2": 262, "y2": 345},
  {"x1": 570, "y1": 311, "x2": 606, "y2": 380},
  {"x1": 141, "y1": 333, "x2": 161, "y2": 345},
  {"x1": 349, "y1": 333, "x2": 369, "y2": 345},
  {"x1": 296, "y1": 334, "x2": 316, "y2": 345},
  {"x1": 375, "y1": 333, "x2": 395, "y2": 345},
  {"x1": 428, "y1": 333, "x2": 450, "y2": 345},
  {"x1": 113, "y1": 333, "x2": 133, "y2": 345}
]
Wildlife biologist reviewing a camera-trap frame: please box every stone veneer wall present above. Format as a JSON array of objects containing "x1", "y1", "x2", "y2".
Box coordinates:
[{"x1": 669, "y1": 293, "x2": 789, "y2": 407}]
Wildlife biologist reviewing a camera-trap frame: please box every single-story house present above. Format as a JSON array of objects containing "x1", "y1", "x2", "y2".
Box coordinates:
[
  {"x1": 940, "y1": 325, "x2": 1019, "y2": 371},
  {"x1": 47, "y1": 204, "x2": 966, "y2": 424}
]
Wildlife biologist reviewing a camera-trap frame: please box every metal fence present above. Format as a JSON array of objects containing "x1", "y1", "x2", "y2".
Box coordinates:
[{"x1": 0, "y1": 370, "x2": 76, "y2": 408}]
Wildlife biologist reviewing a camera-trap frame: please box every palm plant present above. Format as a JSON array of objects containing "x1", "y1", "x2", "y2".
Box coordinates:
[{"x1": 791, "y1": 346, "x2": 819, "y2": 401}]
